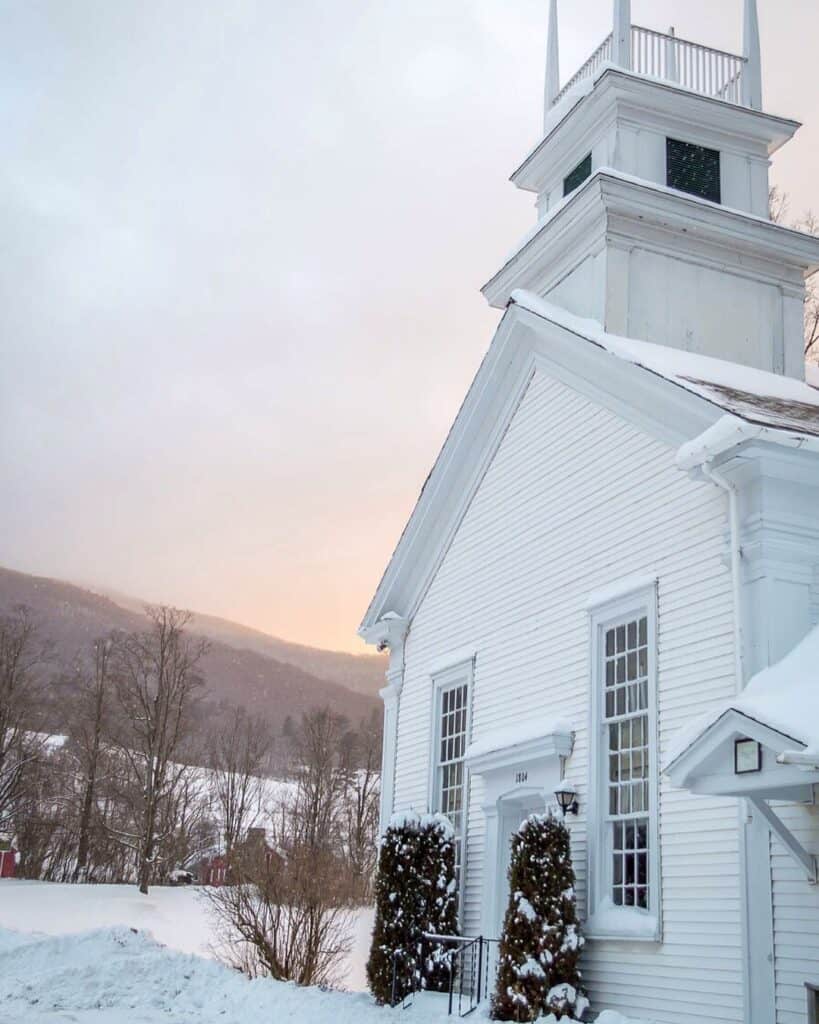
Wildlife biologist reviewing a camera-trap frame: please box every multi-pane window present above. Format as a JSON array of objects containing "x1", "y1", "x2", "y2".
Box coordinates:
[
  {"x1": 604, "y1": 616, "x2": 650, "y2": 910},
  {"x1": 436, "y1": 682, "x2": 469, "y2": 873}
]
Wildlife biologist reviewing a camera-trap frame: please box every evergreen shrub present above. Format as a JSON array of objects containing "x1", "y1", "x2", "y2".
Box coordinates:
[
  {"x1": 491, "y1": 812, "x2": 586, "y2": 1021},
  {"x1": 366, "y1": 811, "x2": 458, "y2": 1005}
]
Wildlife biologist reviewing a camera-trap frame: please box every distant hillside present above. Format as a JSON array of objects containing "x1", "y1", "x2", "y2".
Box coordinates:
[
  {"x1": 0, "y1": 567, "x2": 381, "y2": 734},
  {"x1": 98, "y1": 586, "x2": 386, "y2": 698}
]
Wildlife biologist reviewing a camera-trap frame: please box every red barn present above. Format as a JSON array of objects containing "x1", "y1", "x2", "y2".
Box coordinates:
[{"x1": 0, "y1": 847, "x2": 17, "y2": 879}]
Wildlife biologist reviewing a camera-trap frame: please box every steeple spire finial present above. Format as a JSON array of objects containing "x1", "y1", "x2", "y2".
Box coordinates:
[
  {"x1": 741, "y1": 0, "x2": 762, "y2": 110},
  {"x1": 544, "y1": 0, "x2": 560, "y2": 122},
  {"x1": 612, "y1": 0, "x2": 631, "y2": 69}
]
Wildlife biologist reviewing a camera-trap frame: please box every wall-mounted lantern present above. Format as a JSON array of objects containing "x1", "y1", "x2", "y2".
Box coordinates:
[{"x1": 554, "y1": 784, "x2": 578, "y2": 816}]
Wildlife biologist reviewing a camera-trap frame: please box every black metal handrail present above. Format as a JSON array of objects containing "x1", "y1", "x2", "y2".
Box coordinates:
[{"x1": 389, "y1": 933, "x2": 501, "y2": 1015}]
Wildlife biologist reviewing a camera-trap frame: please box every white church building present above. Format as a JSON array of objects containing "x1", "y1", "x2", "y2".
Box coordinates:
[{"x1": 360, "y1": 3, "x2": 819, "y2": 1022}]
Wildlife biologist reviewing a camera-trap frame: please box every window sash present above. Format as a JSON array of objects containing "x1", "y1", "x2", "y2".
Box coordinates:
[
  {"x1": 434, "y1": 680, "x2": 469, "y2": 874},
  {"x1": 587, "y1": 587, "x2": 659, "y2": 935}
]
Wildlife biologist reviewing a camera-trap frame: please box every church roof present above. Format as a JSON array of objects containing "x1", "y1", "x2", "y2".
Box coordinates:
[
  {"x1": 360, "y1": 293, "x2": 819, "y2": 636},
  {"x1": 512, "y1": 291, "x2": 819, "y2": 437}
]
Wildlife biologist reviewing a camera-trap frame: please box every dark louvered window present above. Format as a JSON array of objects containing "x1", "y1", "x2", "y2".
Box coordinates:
[
  {"x1": 807, "y1": 984, "x2": 819, "y2": 1024},
  {"x1": 563, "y1": 153, "x2": 592, "y2": 197},
  {"x1": 666, "y1": 138, "x2": 721, "y2": 204}
]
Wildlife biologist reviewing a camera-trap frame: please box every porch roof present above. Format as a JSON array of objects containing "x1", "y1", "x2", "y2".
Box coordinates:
[
  {"x1": 665, "y1": 623, "x2": 819, "y2": 794},
  {"x1": 465, "y1": 717, "x2": 574, "y2": 765}
]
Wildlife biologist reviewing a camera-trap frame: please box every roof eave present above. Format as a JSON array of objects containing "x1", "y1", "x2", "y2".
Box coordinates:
[
  {"x1": 358, "y1": 303, "x2": 719, "y2": 637},
  {"x1": 512, "y1": 67, "x2": 801, "y2": 193}
]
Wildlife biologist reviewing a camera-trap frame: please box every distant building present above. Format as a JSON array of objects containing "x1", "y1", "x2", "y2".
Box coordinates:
[
  {"x1": 194, "y1": 828, "x2": 281, "y2": 886},
  {"x1": 360, "y1": 3, "x2": 819, "y2": 1022},
  {"x1": 0, "y1": 842, "x2": 17, "y2": 880}
]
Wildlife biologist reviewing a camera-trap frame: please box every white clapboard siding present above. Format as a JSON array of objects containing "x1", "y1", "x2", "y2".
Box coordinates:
[
  {"x1": 391, "y1": 370, "x2": 744, "y2": 1022},
  {"x1": 770, "y1": 801, "x2": 819, "y2": 1024},
  {"x1": 812, "y1": 567, "x2": 819, "y2": 627}
]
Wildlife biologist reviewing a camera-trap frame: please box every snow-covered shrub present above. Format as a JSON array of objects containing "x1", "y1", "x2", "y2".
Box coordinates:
[
  {"x1": 491, "y1": 812, "x2": 586, "y2": 1021},
  {"x1": 366, "y1": 811, "x2": 458, "y2": 1004},
  {"x1": 416, "y1": 813, "x2": 459, "y2": 992}
]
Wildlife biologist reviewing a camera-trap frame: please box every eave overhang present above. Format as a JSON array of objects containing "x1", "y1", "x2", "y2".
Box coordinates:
[
  {"x1": 465, "y1": 726, "x2": 574, "y2": 777},
  {"x1": 512, "y1": 68, "x2": 801, "y2": 195},
  {"x1": 358, "y1": 301, "x2": 721, "y2": 639},
  {"x1": 483, "y1": 170, "x2": 819, "y2": 310}
]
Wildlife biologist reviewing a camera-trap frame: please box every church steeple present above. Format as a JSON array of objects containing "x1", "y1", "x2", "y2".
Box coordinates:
[
  {"x1": 544, "y1": 0, "x2": 560, "y2": 120},
  {"x1": 742, "y1": 0, "x2": 762, "y2": 110},
  {"x1": 485, "y1": 1, "x2": 819, "y2": 381},
  {"x1": 611, "y1": 0, "x2": 631, "y2": 70}
]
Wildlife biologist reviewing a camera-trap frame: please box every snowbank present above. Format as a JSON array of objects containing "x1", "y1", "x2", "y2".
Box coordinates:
[
  {"x1": 0, "y1": 926, "x2": 422, "y2": 1024},
  {"x1": 0, "y1": 925, "x2": 657, "y2": 1023},
  {"x1": 0, "y1": 879, "x2": 374, "y2": 991}
]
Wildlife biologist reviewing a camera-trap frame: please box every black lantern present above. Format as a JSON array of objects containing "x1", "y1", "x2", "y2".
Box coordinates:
[{"x1": 554, "y1": 784, "x2": 578, "y2": 815}]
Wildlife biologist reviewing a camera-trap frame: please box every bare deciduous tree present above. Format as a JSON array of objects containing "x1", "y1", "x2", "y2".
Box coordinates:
[
  {"x1": 109, "y1": 606, "x2": 207, "y2": 893},
  {"x1": 343, "y1": 711, "x2": 381, "y2": 897},
  {"x1": 205, "y1": 843, "x2": 353, "y2": 985},
  {"x1": 72, "y1": 637, "x2": 113, "y2": 882},
  {"x1": 206, "y1": 708, "x2": 358, "y2": 986},
  {"x1": 769, "y1": 186, "x2": 819, "y2": 361},
  {"x1": 291, "y1": 708, "x2": 349, "y2": 853},
  {"x1": 209, "y1": 706, "x2": 273, "y2": 860},
  {"x1": 0, "y1": 606, "x2": 48, "y2": 834}
]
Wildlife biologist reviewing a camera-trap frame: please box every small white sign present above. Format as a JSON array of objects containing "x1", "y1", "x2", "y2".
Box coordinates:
[{"x1": 735, "y1": 738, "x2": 762, "y2": 775}]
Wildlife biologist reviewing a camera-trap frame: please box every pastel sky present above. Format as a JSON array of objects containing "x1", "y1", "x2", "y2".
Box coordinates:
[{"x1": 1, "y1": 0, "x2": 817, "y2": 653}]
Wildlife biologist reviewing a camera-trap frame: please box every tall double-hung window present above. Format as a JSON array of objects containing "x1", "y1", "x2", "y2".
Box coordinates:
[
  {"x1": 588, "y1": 583, "x2": 660, "y2": 940},
  {"x1": 432, "y1": 661, "x2": 472, "y2": 877}
]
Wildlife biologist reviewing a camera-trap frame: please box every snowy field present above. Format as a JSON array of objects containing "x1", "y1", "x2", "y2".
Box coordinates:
[{"x1": 0, "y1": 881, "x2": 650, "y2": 1023}]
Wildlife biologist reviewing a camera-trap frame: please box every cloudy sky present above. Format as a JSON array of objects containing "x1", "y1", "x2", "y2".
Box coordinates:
[{"x1": 1, "y1": 0, "x2": 817, "y2": 653}]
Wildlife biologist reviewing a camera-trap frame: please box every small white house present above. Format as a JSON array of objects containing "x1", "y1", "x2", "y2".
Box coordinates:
[{"x1": 360, "y1": 2, "x2": 819, "y2": 1022}]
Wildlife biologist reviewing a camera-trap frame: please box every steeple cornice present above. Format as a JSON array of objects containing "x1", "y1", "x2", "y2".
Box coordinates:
[
  {"x1": 514, "y1": 68, "x2": 799, "y2": 199},
  {"x1": 484, "y1": 171, "x2": 819, "y2": 312}
]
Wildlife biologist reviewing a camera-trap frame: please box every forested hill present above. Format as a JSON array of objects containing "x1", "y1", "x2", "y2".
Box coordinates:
[{"x1": 0, "y1": 566, "x2": 383, "y2": 735}]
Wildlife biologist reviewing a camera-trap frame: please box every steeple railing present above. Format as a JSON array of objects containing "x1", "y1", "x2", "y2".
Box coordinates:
[
  {"x1": 554, "y1": 25, "x2": 747, "y2": 108},
  {"x1": 555, "y1": 32, "x2": 613, "y2": 106}
]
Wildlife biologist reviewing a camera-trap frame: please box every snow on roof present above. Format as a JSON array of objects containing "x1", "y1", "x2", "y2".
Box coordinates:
[
  {"x1": 511, "y1": 290, "x2": 819, "y2": 437},
  {"x1": 808, "y1": 363, "x2": 819, "y2": 390},
  {"x1": 499, "y1": 166, "x2": 819, "y2": 291},
  {"x1": 666, "y1": 623, "x2": 819, "y2": 768},
  {"x1": 465, "y1": 717, "x2": 573, "y2": 762}
]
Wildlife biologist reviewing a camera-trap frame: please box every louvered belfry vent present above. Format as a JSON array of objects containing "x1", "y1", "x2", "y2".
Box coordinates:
[
  {"x1": 666, "y1": 138, "x2": 721, "y2": 204},
  {"x1": 563, "y1": 153, "x2": 592, "y2": 197}
]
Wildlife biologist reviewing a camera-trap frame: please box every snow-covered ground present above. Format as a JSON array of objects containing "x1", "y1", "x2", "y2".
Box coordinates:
[
  {"x1": 0, "y1": 881, "x2": 652, "y2": 1023},
  {"x1": 0, "y1": 925, "x2": 446, "y2": 1024},
  {"x1": 0, "y1": 879, "x2": 373, "y2": 990}
]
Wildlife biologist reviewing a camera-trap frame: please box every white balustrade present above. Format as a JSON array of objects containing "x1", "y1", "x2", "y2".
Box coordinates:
[
  {"x1": 552, "y1": 25, "x2": 746, "y2": 108},
  {"x1": 554, "y1": 33, "x2": 613, "y2": 105}
]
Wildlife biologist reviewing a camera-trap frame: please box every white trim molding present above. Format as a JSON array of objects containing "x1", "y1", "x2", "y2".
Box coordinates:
[
  {"x1": 467, "y1": 721, "x2": 574, "y2": 938},
  {"x1": 373, "y1": 614, "x2": 409, "y2": 836},
  {"x1": 427, "y1": 656, "x2": 475, "y2": 893},
  {"x1": 586, "y1": 578, "x2": 662, "y2": 942}
]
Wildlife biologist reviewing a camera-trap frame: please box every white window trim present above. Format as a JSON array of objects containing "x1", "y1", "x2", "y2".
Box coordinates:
[
  {"x1": 427, "y1": 657, "x2": 474, "y2": 895},
  {"x1": 586, "y1": 580, "x2": 662, "y2": 942}
]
